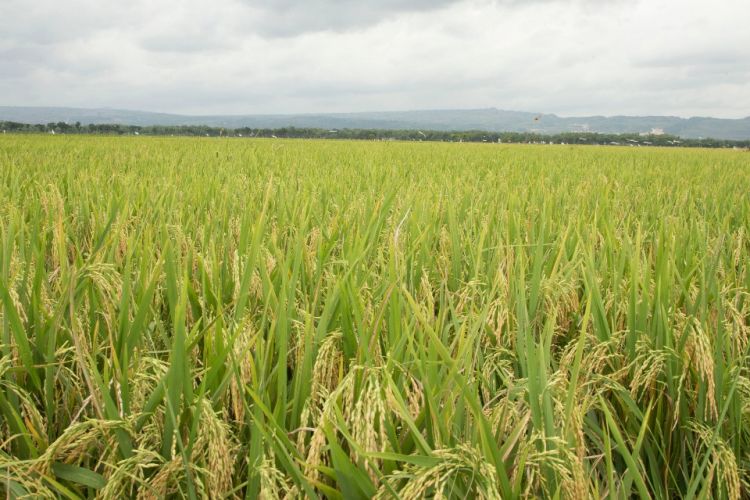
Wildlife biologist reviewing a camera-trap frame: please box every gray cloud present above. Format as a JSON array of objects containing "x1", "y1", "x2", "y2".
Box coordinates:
[
  {"x1": 241, "y1": 0, "x2": 463, "y2": 37},
  {"x1": 635, "y1": 50, "x2": 750, "y2": 70},
  {"x1": 0, "y1": 2, "x2": 137, "y2": 45}
]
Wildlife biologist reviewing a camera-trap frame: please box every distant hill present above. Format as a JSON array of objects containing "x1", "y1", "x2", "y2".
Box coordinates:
[{"x1": 2, "y1": 106, "x2": 749, "y2": 140}]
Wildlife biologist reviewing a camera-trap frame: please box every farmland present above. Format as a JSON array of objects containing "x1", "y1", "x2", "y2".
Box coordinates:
[{"x1": 1, "y1": 135, "x2": 749, "y2": 498}]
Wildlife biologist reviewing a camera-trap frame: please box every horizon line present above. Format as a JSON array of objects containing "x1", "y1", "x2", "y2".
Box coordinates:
[{"x1": 1, "y1": 104, "x2": 749, "y2": 122}]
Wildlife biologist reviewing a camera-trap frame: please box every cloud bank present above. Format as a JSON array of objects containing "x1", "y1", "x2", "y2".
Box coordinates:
[{"x1": 1, "y1": 0, "x2": 748, "y2": 117}]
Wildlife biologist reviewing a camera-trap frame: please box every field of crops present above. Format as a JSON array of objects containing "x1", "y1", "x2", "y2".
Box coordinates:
[{"x1": 0, "y1": 135, "x2": 749, "y2": 498}]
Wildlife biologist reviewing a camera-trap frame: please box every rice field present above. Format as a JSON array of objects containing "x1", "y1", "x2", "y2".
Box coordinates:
[{"x1": 1, "y1": 135, "x2": 749, "y2": 499}]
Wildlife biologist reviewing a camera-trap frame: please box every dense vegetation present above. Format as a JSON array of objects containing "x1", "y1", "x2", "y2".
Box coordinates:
[
  {"x1": 1, "y1": 135, "x2": 749, "y2": 498},
  {"x1": 3, "y1": 121, "x2": 750, "y2": 148}
]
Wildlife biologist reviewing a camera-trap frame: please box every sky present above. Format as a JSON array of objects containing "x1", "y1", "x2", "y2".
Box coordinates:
[{"x1": 1, "y1": 0, "x2": 749, "y2": 118}]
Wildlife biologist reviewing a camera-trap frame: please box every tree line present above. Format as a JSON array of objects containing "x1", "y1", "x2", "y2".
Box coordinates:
[{"x1": 2, "y1": 120, "x2": 749, "y2": 148}]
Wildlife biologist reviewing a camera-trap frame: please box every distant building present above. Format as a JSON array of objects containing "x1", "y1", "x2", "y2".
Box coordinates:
[{"x1": 639, "y1": 128, "x2": 665, "y2": 137}]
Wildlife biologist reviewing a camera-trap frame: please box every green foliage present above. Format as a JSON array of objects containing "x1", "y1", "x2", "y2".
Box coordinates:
[
  {"x1": 0, "y1": 135, "x2": 749, "y2": 498},
  {"x1": 2, "y1": 121, "x2": 750, "y2": 148}
]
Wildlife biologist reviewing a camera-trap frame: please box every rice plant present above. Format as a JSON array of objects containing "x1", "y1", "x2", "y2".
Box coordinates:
[{"x1": 1, "y1": 135, "x2": 749, "y2": 498}]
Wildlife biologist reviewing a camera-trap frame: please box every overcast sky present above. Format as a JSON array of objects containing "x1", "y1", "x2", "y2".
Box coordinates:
[{"x1": 1, "y1": 0, "x2": 748, "y2": 118}]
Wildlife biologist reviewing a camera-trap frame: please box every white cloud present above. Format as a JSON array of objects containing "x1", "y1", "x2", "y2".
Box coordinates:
[{"x1": 0, "y1": 0, "x2": 748, "y2": 117}]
